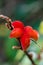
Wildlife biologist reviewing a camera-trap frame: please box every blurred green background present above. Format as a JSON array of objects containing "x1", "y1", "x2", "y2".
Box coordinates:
[{"x1": 0, "y1": 0, "x2": 43, "y2": 65}]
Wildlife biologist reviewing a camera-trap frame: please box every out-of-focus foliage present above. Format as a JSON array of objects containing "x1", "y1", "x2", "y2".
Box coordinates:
[{"x1": 39, "y1": 21, "x2": 43, "y2": 34}]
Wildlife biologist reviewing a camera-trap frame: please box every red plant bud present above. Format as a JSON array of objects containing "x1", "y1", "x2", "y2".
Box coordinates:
[
  {"x1": 20, "y1": 34, "x2": 30, "y2": 51},
  {"x1": 12, "y1": 20, "x2": 24, "y2": 29},
  {"x1": 32, "y1": 30, "x2": 39, "y2": 41},
  {"x1": 9, "y1": 28, "x2": 23, "y2": 38},
  {"x1": 24, "y1": 26, "x2": 33, "y2": 37}
]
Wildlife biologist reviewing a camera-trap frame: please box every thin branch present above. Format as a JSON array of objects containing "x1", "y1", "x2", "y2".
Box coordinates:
[
  {"x1": 0, "y1": 15, "x2": 13, "y2": 30},
  {"x1": 24, "y1": 51, "x2": 36, "y2": 65},
  {"x1": 30, "y1": 38, "x2": 41, "y2": 50}
]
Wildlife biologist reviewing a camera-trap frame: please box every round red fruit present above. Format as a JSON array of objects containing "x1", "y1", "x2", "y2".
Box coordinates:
[
  {"x1": 9, "y1": 28, "x2": 23, "y2": 38},
  {"x1": 12, "y1": 20, "x2": 24, "y2": 29},
  {"x1": 20, "y1": 34, "x2": 30, "y2": 51},
  {"x1": 32, "y1": 30, "x2": 39, "y2": 41},
  {"x1": 24, "y1": 26, "x2": 33, "y2": 37}
]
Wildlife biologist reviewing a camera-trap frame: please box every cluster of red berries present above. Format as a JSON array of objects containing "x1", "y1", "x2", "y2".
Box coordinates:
[{"x1": 9, "y1": 20, "x2": 39, "y2": 51}]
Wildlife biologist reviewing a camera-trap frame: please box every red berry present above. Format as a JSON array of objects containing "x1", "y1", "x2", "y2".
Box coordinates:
[
  {"x1": 25, "y1": 26, "x2": 32, "y2": 30},
  {"x1": 9, "y1": 28, "x2": 23, "y2": 38},
  {"x1": 20, "y1": 34, "x2": 30, "y2": 51},
  {"x1": 24, "y1": 26, "x2": 33, "y2": 38},
  {"x1": 24, "y1": 26, "x2": 39, "y2": 41},
  {"x1": 31, "y1": 30, "x2": 39, "y2": 41},
  {"x1": 12, "y1": 20, "x2": 24, "y2": 29}
]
